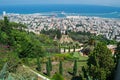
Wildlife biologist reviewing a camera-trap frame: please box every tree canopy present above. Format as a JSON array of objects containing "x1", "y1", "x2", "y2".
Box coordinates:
[{"x1": 87, "y1": 42, "x2": 115, "y2": 80}]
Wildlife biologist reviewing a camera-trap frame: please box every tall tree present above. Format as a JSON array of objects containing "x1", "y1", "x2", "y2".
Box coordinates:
[
  {"x1": 58, "y1": 44, "x2": 61, "y2": 53},
  {"x1": 56, "y1": 29, "x2": 62, "y2": 39},
  {"x1": 59, "y1": 61, "x2": 63, "y2": 75},
  {"x1": 73, "y1": 46, "x2": 75, "y2": 52},
  {"x1": 46, "y1": 61, "x2": 50, "y2": 77},
  {"x1": 2, "y1": 16, "x2": 9, "y2": 33},
  {"x1": 36, "y1": 56, "x2": 41, "y2": 71},
  {"x1": 1, "y1": 17, "x2": 11, "y2": 46},
  {"x1": 73, "y1": 60, "x2": 77, "y2": 76},
  {"x1": 68, "y1": 46, "x2": 70, "y2": 52},
  {"x1": 48, "y1": 57, "x2": 52, "y2": 71},
  {"x1": 64, "y1": 47, "x2": 66, "y2": 53},
  {"x1": 87, "y1": 42, "x2": 115, "y2": 80}
]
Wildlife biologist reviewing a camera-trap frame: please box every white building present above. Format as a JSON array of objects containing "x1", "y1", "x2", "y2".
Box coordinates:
[{"x1": 3, "y1": 11, "x2": 6, "y2": 16}]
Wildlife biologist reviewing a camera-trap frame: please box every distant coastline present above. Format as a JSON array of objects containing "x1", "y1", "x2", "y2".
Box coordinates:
[{"x1": 0, "y1": 4, "x2": 120, "y2": 18}]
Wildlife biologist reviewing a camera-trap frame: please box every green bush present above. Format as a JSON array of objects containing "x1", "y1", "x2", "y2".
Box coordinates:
[{"x1": 51, "y1": 73, "x2": 64, "y2": 80}]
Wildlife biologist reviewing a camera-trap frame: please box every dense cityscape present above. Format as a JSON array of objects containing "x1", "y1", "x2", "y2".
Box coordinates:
[{"x1": 1, "y1": 12, "x2": 120, "y2": 42}]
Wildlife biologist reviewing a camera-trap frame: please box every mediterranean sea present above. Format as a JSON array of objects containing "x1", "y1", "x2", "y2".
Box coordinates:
[{"x1": 0, "y1": 4, "x2": 120, "y2": 18}]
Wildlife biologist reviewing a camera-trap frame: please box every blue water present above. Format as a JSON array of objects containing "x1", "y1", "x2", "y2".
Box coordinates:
[{"x1": 0, "y1": 4, "x2": 120, "y2": 18}]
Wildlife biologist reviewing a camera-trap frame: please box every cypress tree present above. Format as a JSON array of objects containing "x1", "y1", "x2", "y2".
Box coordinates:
[
  {"x1": 3, "y1": 17, "x2": 12, "y2": 46},
  {"x1": 68, "y1": 46, "x2": 70, "y2": 52},
  {"x1": 64, "y1": 47, "x2": 66, "y2": 53},
  {"x1": 56, "y1": 29, "x2": 62, "y2": 39},
  {"x1": 59, "y1": 44, "x2": 61, "y2": 53},
  {"x1": 36, "y1": 57, "x2": 41, "y2": 71},
  {"x1": 46, "y1": 61, "x2": 50, "y2": 77},
  {"x1": 2, "y1": 16, "x2": 9, "y2": 33},
  {"x1": 59, "y1": 61, "x2": 63, "y2": 75},
  {"x1": 48, "y1": 57, "x2": 52, "y2": 71},
  {"x1": 73, "y1": 60, "x2": 77, "y2": 76},
  {"x1": 73, "y1": 46, "x2": 75, "y2": 52}
]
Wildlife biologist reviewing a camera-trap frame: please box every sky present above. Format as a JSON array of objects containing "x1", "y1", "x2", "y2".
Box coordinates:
[{"x1": 0, "y1": 0, "x2": 120, "y2": 7}]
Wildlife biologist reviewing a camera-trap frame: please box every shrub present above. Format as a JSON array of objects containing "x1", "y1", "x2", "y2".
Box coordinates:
[{"x1": 51, "y1": 73, "x2": 64, "y2": 80}]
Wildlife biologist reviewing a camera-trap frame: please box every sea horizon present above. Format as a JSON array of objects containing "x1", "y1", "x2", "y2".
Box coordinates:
[{"x1": 0, "y1": 4, "x2": 120, "y2": 18}]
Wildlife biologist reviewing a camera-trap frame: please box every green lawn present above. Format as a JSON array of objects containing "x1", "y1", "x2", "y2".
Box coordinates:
[{"x1": 73, "y1": 52, "x2": 88, "y2": 61}]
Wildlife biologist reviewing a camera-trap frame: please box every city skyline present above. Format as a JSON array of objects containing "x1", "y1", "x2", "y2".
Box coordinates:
[{"x1": 0, "y1": 0, "x2": 120, "y2": 7}]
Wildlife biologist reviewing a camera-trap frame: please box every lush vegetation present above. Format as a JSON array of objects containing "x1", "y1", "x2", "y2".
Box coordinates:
[
  {"x1": 0, "y1": 17, "x2": 119, "y2": 80},
  {"x1": 0, "y1": 17, "x2": 58, "y2": 79},
  {"x1": 68, "y1": 31, "x2": 117, "y2": 45},
  {"x1": 41, "y1": 29, "x2": 62, "y2": 39},
  {"x1": 87, "y1": 42, "x2": 115, "y2": 80}
]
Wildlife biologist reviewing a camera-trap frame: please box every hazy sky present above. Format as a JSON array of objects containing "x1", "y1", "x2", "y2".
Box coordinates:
[{"x1": 0, "y1": 0, "x2": 120, "y2": 7}]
